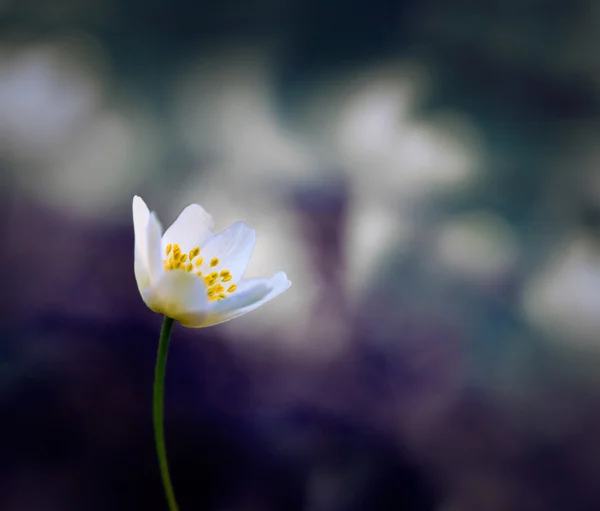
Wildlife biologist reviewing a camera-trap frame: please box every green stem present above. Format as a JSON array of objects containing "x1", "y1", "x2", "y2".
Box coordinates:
[{"x1": 153, "y1": 315, "x2": 180, "y2": 511}]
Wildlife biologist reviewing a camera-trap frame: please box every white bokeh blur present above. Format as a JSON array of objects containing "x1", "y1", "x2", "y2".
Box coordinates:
[
  {"x1": 523, "y1": 233, "x2": 600, "y2": 346},
  {"x1": 10, "y1": 38, "x2": 595, "y2": 356},
  {"x1": 1, "y1": 35, "x2": 157, "y2": 218},
  {"x1": 434, "y1": 212, "x2": 519, "y2": 282}
]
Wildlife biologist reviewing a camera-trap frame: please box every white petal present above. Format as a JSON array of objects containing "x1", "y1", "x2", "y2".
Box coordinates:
[
  {"x1": 197, "y1": 271, "x2": 291, "y2": 328},
  {"x1": 132, "y1": 195, "x2": 150, "y2": 266},
  {"x1": 196, "y1": 222, "x2": 255, "y2": 283},
  {"x1": 142, "y1": 269, "x2": 209, "y2": 324},
  {"x1": 134, "y1": 249, "x2": 150, "y2": 293},
  {"x1": 162, "y1": 203, "x2": 215, "y2": 254},
  {"x1": 146, "y1": 212, "x2": 164, "y2": 284}
]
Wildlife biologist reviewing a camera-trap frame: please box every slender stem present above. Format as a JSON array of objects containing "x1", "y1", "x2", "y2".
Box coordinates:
[{"x1": 153, "y1": 315, "x2": 180, "y2": 511}]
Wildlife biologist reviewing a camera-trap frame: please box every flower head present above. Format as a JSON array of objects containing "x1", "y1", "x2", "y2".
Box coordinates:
[{"x1": 133, "y1": 195, "x2": 291, "y2": 327}]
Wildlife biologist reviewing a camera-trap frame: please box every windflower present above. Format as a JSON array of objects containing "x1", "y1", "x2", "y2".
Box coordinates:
[
  {"x1": 133, "y1": 195, "x2": 291, "y2": 327},
  {"x1": 133, "y1": 194, "x2": 290, "y2": 511}
]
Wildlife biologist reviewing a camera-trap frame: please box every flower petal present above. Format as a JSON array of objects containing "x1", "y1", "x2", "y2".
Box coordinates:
[
  {"x1": 146, "y1": 212, "x2": 164, "y2": 284},
  {"x1": 162, "y1": 203, "x2": 215, "y2": 254},
  {"x1": 141, "y1": 269, "x2": 209, "y2": 324},
  {"x1": 196, "y1": 271, "x2": 291, "y2": 328},
  {"x1": 134, "y1": 250, "x2": 150, "y2": 294},
  {"x1": 133, "y1": 195, "x2": 153, "y2": 294},
  {"x1": 133, "y1": 195, "x2": 150, "y2": 266},
  {"x1": 196, "y1": 222, "x2": 255, "y2": 283}
]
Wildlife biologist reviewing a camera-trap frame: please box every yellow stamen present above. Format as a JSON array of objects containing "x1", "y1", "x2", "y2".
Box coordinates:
[
  {"x1": 204, "y1": 273, "x2": 219, "y2": 286},
  {"x1": 164, "y1": 242, "x2": 237, "y2": 305}
]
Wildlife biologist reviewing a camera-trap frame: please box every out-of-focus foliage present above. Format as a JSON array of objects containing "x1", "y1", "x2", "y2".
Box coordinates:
[{"x1": 2, "y1": 0, "x2": 600, "y2": 509}]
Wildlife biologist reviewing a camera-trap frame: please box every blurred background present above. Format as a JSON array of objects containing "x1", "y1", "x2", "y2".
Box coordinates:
[{"x1": 2, "y1": 0, "x2": 600, "y2": 509}]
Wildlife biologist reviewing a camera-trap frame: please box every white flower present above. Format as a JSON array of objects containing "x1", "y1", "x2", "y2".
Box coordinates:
[{"x1": 132, "y1": 195, "x2": 291, "y2": 327}]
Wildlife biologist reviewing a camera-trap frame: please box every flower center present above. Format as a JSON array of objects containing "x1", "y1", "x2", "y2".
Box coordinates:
[{"x1": 162, "y1": 244, "x2": 237, "y2": 301}]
